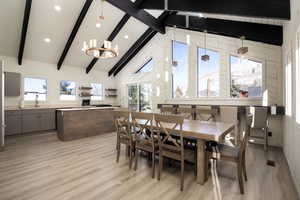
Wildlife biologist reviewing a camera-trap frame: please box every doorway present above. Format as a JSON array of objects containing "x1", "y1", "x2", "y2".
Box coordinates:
[{"x1": 127, "y1": 83, "x2": 152, "y2": 112}]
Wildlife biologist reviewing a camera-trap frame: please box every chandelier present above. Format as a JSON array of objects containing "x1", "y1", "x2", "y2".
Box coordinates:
[{"x1": 82, "y1": 40, "x2": 119, "y2": 59}]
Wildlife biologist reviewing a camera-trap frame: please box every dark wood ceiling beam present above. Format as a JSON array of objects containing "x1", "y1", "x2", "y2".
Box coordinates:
[
  {"x1": 165, "y1": 15, "x2": 283, "y2": 46},
  {"x1": 108, "y1": 11, "x2": 172, "y2": 76},
  {"x1": 18, "y1": 0, "x2": 32, "y2": 65},
  {"x1": 57, "y1": 0, "x2": 93, "y2": 70},
  {"x1": 106, "y1": 0, "x2": 166, "y2": 34},
  {"x1": 139, "y1": 0, "x2": 290, "y2": 20}
]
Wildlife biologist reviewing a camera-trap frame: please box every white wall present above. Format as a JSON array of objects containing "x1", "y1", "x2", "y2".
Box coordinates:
[
  {"x1": 116, "y1": 28, "x2": 283, "y2": 146},
  {"x1": 282, "y1": 0, "x2": 300, "y2": 196},
  {"x1": 0, "y1": 55, "x2": 117, "y2": 107}
]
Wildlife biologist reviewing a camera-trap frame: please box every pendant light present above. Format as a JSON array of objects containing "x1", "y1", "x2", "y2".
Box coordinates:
[
  {"x1": 99, "y1": 0, "x2": 105, "y2": 20},
  {"x1": 237, "y1": 36, "x2": 248, "y2": 58},
  {"x1": 172, "y1": 25, "x2": 178, "y2": 67},
  {"x1": 201, "y1": 30, "x2": 210, "y2": 62}
]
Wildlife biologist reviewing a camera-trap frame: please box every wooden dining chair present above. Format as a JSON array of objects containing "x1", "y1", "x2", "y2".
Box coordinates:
[
  {"x1": 195, "y1": 106, "x2": 218, "y2": 122},
  {"x1": 177, "y1": 107, "x2": 194, "y2": 120},
  {"x1": 154, "y1": 114, "x2": 194, "y2": 191},
  {"x1": 249, "y1": 106, "x2": 269, "y2": 151},
  {"x1": 219, "y1": 106, "x2": 239, "y2": 145},
  {"x1": 113, "y1": 110, "x2": 134, "y2": 169},
  {"x1": 160, "y1": 106, "x2": 175, "y2": 115},
  {"x1": 207, "y1": 125, "x2": 249, "y2": 194},
  {"x1": 131, "y1": 112, "x2": 158, "y2": 178}
]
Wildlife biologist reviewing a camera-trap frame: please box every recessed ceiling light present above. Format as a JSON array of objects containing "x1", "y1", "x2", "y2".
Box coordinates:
[
  {"x1": 44, "y1": 38, "x2": 51, "y2": 43},
  {"x1": 124, "y1": 35, "x2": 129, "y2": 39},
  {"x1": 96, "y1": 23, "x2": 101, "y2": 28},
  {"x1": 54, "y1": 5, "x2": 61, "y2": 12}
]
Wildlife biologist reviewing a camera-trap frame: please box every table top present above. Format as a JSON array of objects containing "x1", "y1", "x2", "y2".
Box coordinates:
[{"x1": 135, "y1": 119, "x2": 235, "y2": 142}]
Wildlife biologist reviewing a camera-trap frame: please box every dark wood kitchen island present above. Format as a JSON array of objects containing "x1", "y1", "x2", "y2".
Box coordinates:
[{"x1": 56, "y1": 107, "x2": 116, "y2": 141}]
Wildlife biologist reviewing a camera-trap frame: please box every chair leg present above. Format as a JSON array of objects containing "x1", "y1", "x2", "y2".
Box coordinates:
[
  {"x1": 152, "y1": 151, "x2": 155, "y2": 178},
  {"x1": 243, "y1": 157, "x2": 248, "y2": 182},
  {"x1": 264, "y1": 128, "x2": 268, "y2": 151},
  {"x1": 158, "y1": 153, "x2": 163, "y2": 181},
  {"x1": 134, "y1": 148, "x2": 138, "y2": 171},
  {"x1": 237, "y1": 163, "x2": 244, "y2": 194},
  {"x1": 181, "y1": 159, "x2": 184, "y2": 191},
  {"x1": 116, "y1": 143, "x2": 120, "y2": 163}
]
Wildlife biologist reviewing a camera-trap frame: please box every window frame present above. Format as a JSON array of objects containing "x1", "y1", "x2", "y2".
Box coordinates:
[
  {"x1": 196, "y1": 46, "x2": 221, "y2": 98},
  {"x1": 296, "y1": 30, "x2": 300, "y2": 123},
  {"x1": 23, "y1": 77, "x2": 48, "y2": 102},
  {"x1": 59, "y1": 80, "x2": 77, "y2": 101},
  {"x1": 134, "y1": 58, "x2": 154, "y2": 74},
  {"x1": 229, "y1": 54, "x2": 265, "y2": 99},
  {"x1": 91, "y1": 83, "x2": 104, "y2": 101}
]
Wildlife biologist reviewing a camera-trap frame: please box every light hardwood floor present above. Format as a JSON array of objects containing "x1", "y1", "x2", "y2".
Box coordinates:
[{"x1": 0, "y1": 132, "x2": 298, "y2": 200}]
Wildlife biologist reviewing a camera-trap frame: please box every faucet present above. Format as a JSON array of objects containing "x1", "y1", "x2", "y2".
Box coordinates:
[{"x1": 35, "y1": 94, "x2": 39, "y2": 107}]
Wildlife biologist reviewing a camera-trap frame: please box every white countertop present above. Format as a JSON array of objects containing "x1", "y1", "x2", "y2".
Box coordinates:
[{"x1": 56, "y1": 107, "x2": 117, "y2": 112}]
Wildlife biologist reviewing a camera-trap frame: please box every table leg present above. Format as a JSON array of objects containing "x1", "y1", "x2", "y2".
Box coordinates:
[{"x1": 197, "y1": 139, "x2": 206, "y2": 184}]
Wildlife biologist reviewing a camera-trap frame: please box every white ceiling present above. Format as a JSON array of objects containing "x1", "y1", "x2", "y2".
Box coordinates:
[{"x1": 0, "y1": 1, "x2": 285, "y2": 72}]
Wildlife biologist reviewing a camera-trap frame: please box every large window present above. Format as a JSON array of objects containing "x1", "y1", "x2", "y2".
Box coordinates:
[
  {"x1": 128, "y1": 83, "x2": 152, "y2": 112},
  {"x1": 135, "y1": 58, "x2": 153, "y2": 74},
  {"x1": 230, "y1": 56, "x2": 263, "y2": 98},
  {"x1": 197, "y1": 48, "x2": 220, "y2": 97},
  {"x1": 172, "y1": 41, "x2": 189, "y2": 98},
  {"x1": 60, "y1": 80, "x2": 76, "y2": 101},
  {"x1": 24, "y1": 78, "x2": 47, "y2": 101},
  {"x1": 91, "y1": 83, "x2": 103, "y2": 101}
]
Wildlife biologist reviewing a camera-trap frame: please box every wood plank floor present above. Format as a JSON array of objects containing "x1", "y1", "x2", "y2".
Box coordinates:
[{"x1": 0, "y1": 132, "x2": 298, "y2": 200}]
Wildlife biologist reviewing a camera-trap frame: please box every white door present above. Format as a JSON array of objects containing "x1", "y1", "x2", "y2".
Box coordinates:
[{"x1": 0, "y1": 60, "x2": 4, "y2": 150}]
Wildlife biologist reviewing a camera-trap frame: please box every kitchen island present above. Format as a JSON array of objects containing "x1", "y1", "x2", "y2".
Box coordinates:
[{"x1": 56, "y1": 107, "x2": 116, "y2": 141}]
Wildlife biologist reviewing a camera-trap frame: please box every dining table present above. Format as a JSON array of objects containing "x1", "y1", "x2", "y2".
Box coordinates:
[{"x1": 134, "y1": 117, "x2": 235, "y2": 185}]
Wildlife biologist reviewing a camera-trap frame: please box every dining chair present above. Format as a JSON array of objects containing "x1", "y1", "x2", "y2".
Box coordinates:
[
  {"x1": 131, "y1": 112, "x2": 158, "y2": 178},
  {"x1": 113, "y1": 110, "x2": 134, "y2": 169},
  {"x1": 207, "y1": 125, "x2": 249, "y2": 194},
  {"x1": 219, "y1": 106, "x2": 239, "y2": 145},
  {"x1": 177, "y1": 106, "x2": 194, "y2": 120},
  {"x1": 249, "y1": 106, "x2": 269, "y2": 151},
  {"x1": 154, "y1": 114, "x2": 194, "y2": 191},
  {"x1": 195, "y1": 106, "x2": 218, "y2": 122},
  {"x1": 160, "y1": 105, "x2": 175, "y2": 115}
]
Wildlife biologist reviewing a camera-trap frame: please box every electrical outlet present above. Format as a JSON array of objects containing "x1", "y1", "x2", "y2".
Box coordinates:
[{"x1": 268, "y1": 132, "x2": 272, "y2": 137}]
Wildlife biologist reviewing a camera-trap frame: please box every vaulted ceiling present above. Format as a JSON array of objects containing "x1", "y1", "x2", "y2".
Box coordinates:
[{"x1": 0, "y1": 0, "x2": 290, "y2": 75}]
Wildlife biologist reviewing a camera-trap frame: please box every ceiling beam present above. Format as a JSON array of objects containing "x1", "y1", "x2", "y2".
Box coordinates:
[
  {"x1": 139, "y1": 0, "x2": 290, "y2": 20},
  {"x1": 57, "y1": 0, "x2": 93, "y2": 70},
  {"x1": 165, "y1": 15, "x2": 283, "y2": 46},
  {"x1": 108, "y1": 11, "x2": 171, "y2": 76},
  {"x1": 85, "y1": 0, "x2": 145, "y2": 74},
  {"x1": 106, "y1": 0, "x2": 166, "y2": 34},
  {"x1": 18, "y1": 0, "x2": 32, "y2": 65}
]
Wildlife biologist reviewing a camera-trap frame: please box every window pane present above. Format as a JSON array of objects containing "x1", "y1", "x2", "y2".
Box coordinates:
[
  {"x1": 60, "y1": 80, "x2": 76, "y2": 101},
  {"x1": 135, "y1": 59, "x2": 153, "y2": 73},
  {"x1": 230, "y1": 56, "x2": 263, "y2": 98},
  {"x1": 91, "y1": 83, "x2": 103, "y2": 101},
  {"x1": 139, "y1": 83, "x2": 152, "y2": 112},
  {"x1": 128, "y1": 85, "x2": 139, "y2": 111},
  {"x1": 198, "y1": 48, "x2": 220, "y2": 97},
  {"x1": 172, "y1": 41, "x2": 189, "y2": 98},
  {"x1": 24, "y1": 78, "x2": 47, "y2": 101}
]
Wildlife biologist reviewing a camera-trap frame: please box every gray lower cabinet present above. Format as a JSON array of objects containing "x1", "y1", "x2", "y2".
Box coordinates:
[
  {"x1": 5, "y1": 111, "x2": 22, "y2": 135},
  {"x1": 5, "y1": 109, "x2": 56, "y2": 135}
]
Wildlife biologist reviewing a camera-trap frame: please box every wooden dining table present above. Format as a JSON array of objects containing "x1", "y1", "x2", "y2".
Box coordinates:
[{"x1": 134, "y1": 118, "x2": 235, "y2": 185}]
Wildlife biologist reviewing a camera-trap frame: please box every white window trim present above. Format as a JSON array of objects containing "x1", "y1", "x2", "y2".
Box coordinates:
[
  {"x1": 23, "y1": 77, "x2": 48, "y2": 102},
  {"x1": 59, "y1": 80, "x2": 77, "y2": 101}
]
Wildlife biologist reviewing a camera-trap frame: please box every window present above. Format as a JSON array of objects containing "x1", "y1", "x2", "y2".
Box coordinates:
[
  {"x1": 172, "y1": 41, "x2": 189, "y2": 98},
  {"x1": 128, "y1": 83, "x2": 152, "y2": 112},
  {"x1": 230, "y1": 56, "x2": 263, "y2": 98},
  {"x1": 197, "y1": 48, "x2": 220, "y2": 97},
  {"x1": 135, "y1": 58, "x2": 153, "y2": 74},
  {"x1": 91, "y1": 83, "x2": 103, "y2": 101},
  {"x1": 24, "y1": 78, "x2": 47, "y2": 101},
  {"x1": 60, "y1": 80, "x2": 76, "y2": 101}
]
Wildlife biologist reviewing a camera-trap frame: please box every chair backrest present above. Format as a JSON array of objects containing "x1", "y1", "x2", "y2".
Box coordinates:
[
  {"x1": 131, "y1": 112, "x2": 154, "y2": 144},
  {"x1": 154, "y1": 114, "x2": 184, "y2": 153},
  {"x1": 250, "y1": 106, "x2": 268, "y2": 129},
  {"x1": 112, "y1": 110, "x2": 131, "y2": 137},
  {"x1": 160, "y1": 106, "x2": 175, "y2": 114},
  {"x1": 195, "y1": 106, "x2": 218, "y2": 121},
  {"x1": 219, "y1": 106, "x2": 238, "y2": 124},
  {"x1": 238, "y1": 127, "x2": 249, "y2": 159},
  {"x1": 177, "y1": 106, "x2": 194, "y2": 119}
]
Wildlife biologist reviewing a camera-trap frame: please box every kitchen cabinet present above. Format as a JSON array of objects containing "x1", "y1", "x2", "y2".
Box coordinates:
[
  {"x1": 22, "y1": 109, "x2": 56, "y2": 133},
  {"x1": 5, "y1": 72, "x2": 21, "y2": 96},
  {"x1": 5, "y1": 110, "x2": 22, "y2": 135}
]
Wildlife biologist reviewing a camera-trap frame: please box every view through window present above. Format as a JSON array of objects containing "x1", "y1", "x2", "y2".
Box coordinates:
[
  {"x1": 24, "y1": 78, "x2": 47, "y2": 101},
  {"x1": 230, "y1": 56, "x2": 263, "y2": 98},
  {"x1": 60, "y1": 80, "x2": 76, "y2": 101},
  {"x1": 128, "y1": 84, "x2": 152, "y2": 112},
  {"x1": 135, "y1": 58, "x2": 153, "y2": 74},
  {"x1": 91, "y1": 83, "x2": 103, "y2": 101},
  {"x1": 197, "y1": 48, "x2": 220, "y2": 97},
  {"x1": 172, "y1": 41, "x2": 189, "y2": 98}
]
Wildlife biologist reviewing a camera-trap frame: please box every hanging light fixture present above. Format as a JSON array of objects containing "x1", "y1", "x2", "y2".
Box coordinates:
[
  {"x1": 99, "y1": 0, "x2": 105, "y2": 20},
  {"x1": 172, "y1": 26, "x2": 178, "y2": 67},
  {"x1": 237, "y1": 36, "x2": 248, "y2": 57},
  {"x1": 82, "y1": 39, "x2": 118, "y2": 59},
  {"x1": 201, "y1": 30, "x2": 210, "y2": 62}
]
